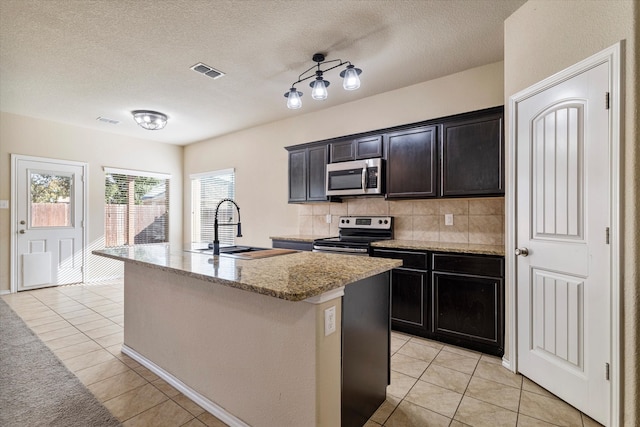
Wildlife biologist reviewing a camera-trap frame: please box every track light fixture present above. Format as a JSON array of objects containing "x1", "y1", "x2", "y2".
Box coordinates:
[
  {"x1": 132, "y1": 110, "x2": 168, "y2": 130},
  {"x1": 284, "y1": 53, "x2": 362, "y2": 110}
]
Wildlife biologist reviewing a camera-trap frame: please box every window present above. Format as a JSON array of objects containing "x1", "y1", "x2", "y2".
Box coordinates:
[
  {"x1": 104, "y1": 168, "x2": 170, "y2": 247},
  {"x1": 30, "y1": 171, "x2": 72, "y2": 227},
  {"x1": 191, "y1": 169, "x2": 236, "y2": 246}
]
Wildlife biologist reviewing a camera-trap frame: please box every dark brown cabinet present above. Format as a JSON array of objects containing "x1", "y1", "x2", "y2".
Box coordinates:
[
  {"x1": 441, "y1": 107, "x2": 504, "y2": 196},
  {"x1": 371, "y1": 248, "x2": 431, "y2": 336},
  {"x1": 286, "y1": 144, "x2": 328, "y2": 203},
  {"x1": 432, "y1": 253, "x2": 504, "y2": 356},
  {"x1": 330, "y1": 135, "x2": 383, "y2": 163},
  {"x1": 385, "y1": 126, "x2": 438, "y2": 198},
  {"x1": 372, "y1": 247, "x2": 505, "y2": 356}
]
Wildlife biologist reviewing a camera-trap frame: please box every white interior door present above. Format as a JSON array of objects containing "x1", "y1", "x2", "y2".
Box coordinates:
[
  {"x1": 515, "y1": 62, "x2": 610, "y2": 424},
  {"x1": 13, "y1": 156, "x2": 86, "y2": 291}
]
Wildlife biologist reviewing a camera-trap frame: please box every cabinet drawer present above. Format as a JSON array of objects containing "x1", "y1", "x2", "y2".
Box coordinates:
[
  {"x1": 432, "y1": 253, "x2": 503, "y2": 277},
  {"x1": 372, "y1": 249, "x2": 429, "y2": 270}
]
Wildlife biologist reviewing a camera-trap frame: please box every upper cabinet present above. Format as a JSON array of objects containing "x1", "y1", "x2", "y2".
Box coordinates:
[
  {"x1": 441, "y1": 107, "x2": 504, "y2": 197},
  {"x1": 287, "y1": 144, "x2": 329, "y2": 203},
  {"x1": 330, "y1": 135, "x2": 383, "y2": 163},
  {"x1": 286, "y1": 106, "x2": 504, "y2": 203},
  {"x1": 385, "y1": 126, "x2": 438, "y2": 198},
  {"x1": 385, "y1": 106, "x2": 504, "y2": 199}
]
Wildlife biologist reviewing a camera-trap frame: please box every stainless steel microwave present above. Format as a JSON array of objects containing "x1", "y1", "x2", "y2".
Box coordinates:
[{"x1": 326, "y1": 158, "x2": 383, "y2": 196}]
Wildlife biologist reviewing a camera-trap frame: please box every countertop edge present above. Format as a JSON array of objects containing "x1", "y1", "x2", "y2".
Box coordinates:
[{"x1": 93, "y1": 249, "x2": 401, "y2": 302}]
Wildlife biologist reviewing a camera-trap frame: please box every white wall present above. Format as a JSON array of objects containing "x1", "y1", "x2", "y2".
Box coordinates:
[
  {"x1": 0, "y1": 112, "x2": 183, "y2": 291},
  {"x1": 504, "y1": 0, "x2": 638, "y2": 423},
  {"x1": 183, "y1": 61, "x2": 505, "y2": 248}
]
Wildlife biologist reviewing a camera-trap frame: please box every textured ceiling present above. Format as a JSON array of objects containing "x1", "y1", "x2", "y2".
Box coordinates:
[{"x1": 0, "y1": 0, "x2": 525, "y2": 145}]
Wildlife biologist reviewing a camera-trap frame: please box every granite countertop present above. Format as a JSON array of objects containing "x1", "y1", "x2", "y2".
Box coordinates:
[
  {"x1": 371, "y1": 240, "x2": 505, "y2": 256},
  {"x1": 93, "y1": 244, "x2": 401, "y2": 302},
  {"x1": 269, "y1": 235, "x2": 331, "y2": 242}
]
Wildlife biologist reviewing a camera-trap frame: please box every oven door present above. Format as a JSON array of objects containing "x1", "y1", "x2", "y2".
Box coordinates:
[{"x1": 326, "y1": 163, "x2": 367, "y2": 196}]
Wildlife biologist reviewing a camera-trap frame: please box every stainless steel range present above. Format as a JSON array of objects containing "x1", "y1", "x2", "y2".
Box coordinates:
[{"x1": 313, "y1": 216, "x2": 393, "y2": 256}]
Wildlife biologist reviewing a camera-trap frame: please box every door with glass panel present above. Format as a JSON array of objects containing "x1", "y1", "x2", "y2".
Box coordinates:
[{"x1": 13, "y1": 155, "x2": 86, "y2": 291}]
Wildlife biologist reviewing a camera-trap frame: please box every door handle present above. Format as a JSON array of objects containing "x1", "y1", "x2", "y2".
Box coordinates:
[
  {"x1": 19, "y1": 230, "x2": 25, "y2": 234},
  {"x1": 515, "y1": 247, "x2": 529, "y2": 257}
]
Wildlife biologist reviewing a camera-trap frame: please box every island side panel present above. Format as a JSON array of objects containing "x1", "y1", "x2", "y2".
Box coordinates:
[{"x1": 123, "y1": 263, "x2": 340, "y2": 427}]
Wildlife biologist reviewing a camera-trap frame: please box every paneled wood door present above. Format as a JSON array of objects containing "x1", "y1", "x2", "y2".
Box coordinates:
[{"x1": 515, "y1": 61, "x2": 610, "y2": 424}]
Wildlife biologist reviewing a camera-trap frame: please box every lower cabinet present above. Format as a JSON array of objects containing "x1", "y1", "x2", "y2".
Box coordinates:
[{"x1": 372, "y1": 248, "x2": 505, "y2": 356}]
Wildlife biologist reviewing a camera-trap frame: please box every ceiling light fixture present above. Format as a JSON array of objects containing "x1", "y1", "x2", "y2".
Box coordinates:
[
  {"x1": 284, "y1": 53, "x2": 362, "y2": 110},
  {"x1": 132, "y1": 110, "x2": 168, "y2": 130}
]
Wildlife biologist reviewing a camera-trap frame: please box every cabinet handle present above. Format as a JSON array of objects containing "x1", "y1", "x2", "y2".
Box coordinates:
[{"x1": 515, "y1": 247, "x2": 529, "y2": 257}]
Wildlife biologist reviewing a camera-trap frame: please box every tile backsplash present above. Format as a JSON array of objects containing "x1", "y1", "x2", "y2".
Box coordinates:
[{"x1": 298, "y1": 197, "x2": 505, "y2": 246}]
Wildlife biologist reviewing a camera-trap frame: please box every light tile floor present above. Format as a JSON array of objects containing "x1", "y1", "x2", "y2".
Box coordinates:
[{"x1": 3, "y1": 281, "x2": 604, "y2": 427}]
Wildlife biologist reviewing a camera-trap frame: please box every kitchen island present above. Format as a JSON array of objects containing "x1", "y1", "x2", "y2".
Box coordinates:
[{"x1": 93, "y1": 244, "x2": 401, "y2": 427}]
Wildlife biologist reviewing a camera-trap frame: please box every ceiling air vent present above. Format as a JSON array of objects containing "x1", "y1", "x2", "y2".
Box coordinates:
[
  {"x1": 191, "y1": 62, "x2": 225, "y2": 80},
  {"x1": 96, "y1": 116, "x2": 119, "y2": 125}
]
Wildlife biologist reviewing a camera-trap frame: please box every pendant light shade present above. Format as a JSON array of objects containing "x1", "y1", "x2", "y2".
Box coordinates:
[
  {"x1": 340, "y1": 64, "x2": 362, "y2": 90},
  {"x1": 132, "y1": 110, "x2": 168, "y2": 130},
  {"x1": 284, "y1": 88, "x2": 303, "y2": 109},
  {"x1": 285, "y1": 53, "x2": 362, "y2": 109},
  {"x1": 311, "y1": 77, "x2": 329, "y2": 100}
]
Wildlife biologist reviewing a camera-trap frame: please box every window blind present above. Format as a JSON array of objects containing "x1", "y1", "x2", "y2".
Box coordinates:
[
  {"x1": 191, "y1": 169, "x2": 236, "y2": 245},
  {"x1": 104, "y1": 170, "x2": 170, "y2": 247}
]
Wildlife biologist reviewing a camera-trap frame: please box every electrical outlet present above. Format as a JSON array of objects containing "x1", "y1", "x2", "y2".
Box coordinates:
[
  {"x1": 445, "y1": 213, "x2": 454, "y2": 226},
  {"x1": 0, "y1": 200, "x2": 8, "y2": 209},
  {"x1": 325, "y1": 214, "x2": 332, "y2": 224},
  {"x1": 324, "y1": 305, "x2": 336, "y2": 336}
]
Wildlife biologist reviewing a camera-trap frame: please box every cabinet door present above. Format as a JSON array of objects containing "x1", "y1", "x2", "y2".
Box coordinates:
[
  {"x1": 391, "y1": 268, "x2": 430, "y2": 334},
  {"x1": 386, "y1": 126, "x2": 438, "y2": 198},
  {"x1": 355, "y1": 135, "x2": 383, "y2": 159},
  {"x1": 288, "y1": 148, "x2": 307, "y2": 202},
  {"x1": 441, "y1": 109, "x2": 504, "y2": 196},
  {"x1": 432, "y1": 272, "x2": 504, "y2": 355},
  {"x1": 307, "y1": 145, "x2": 328, "y2": 201},
  {"x1": 330, "y1": 140, "x2": 355, "y2": 163}
]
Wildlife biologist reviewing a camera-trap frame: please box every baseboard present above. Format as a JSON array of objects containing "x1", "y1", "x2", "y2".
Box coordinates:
[
  {"x1": 0, "y1": 289, "x2": 10, "y2": 295},
  {"x1": 501, "y1": 356, "x2": 513, "y2": 372},
  {"x1": 121, "y1": 345, "x2": 250, "y2": 427}
]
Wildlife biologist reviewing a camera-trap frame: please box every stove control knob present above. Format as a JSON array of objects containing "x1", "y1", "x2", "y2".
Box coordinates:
[
  {"x1": 378, "y1": 219, "x2": 383, "y2": 224},
  {"x1": 341, "y1": 219, "x2": 345, "y2": 224},
  {"x1": 346, "y1": 219, "x2": 350, "y2": 224},
  {"x1": 384, "y1": 219, "x2": 389, "y2": 224}
]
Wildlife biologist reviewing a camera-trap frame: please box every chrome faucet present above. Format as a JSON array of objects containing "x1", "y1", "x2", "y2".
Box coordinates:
[{"x1": 213, "y1": 198, "x2": 242, "y2": 255}]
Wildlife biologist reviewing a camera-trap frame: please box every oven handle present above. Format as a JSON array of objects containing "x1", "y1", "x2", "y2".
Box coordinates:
[
  {"x1": 312, "y1": 246, "x2": 369, "y2": 254},
  {"x1": 361, "y1": 167, "x2": 367, "y2": 190}
]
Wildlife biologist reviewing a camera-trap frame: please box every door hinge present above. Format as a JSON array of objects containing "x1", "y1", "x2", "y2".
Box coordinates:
[
  {"x1": 605, "y1": 363, "x2": 610, "y2": 380},
  {"x1": 605, "y1": 92, "x2": 610, "y2": 109},
  {"x1": 606, "y1": 227, "x2": 610, "y2": 244}
]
